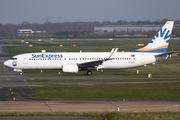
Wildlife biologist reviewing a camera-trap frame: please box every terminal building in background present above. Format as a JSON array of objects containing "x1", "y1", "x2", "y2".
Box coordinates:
[
  {"x1": 18, "y1": 29, "x2": 46, "y2": 37},
  {"x1": 94, "y1": 25, "x2": 163, "y2": 33},
  {"x1": 94, "y1": 24, "x2": 179, "y2": 37}
]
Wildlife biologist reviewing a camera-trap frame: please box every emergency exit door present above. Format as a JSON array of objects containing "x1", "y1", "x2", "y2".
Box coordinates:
[{"x1": 23, "y1": 56, "x2": 28, "y2": 64}]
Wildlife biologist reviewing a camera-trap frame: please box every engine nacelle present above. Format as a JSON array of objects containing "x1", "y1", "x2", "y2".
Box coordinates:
[{"x1": 62, "y1": 64, "x2": 79, "y2": 73}]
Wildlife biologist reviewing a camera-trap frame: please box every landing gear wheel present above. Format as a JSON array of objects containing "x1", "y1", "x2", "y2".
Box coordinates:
[
  {"x1": 20, "y1": 72, "x2": 23, "y2": 75},
  {"x1": 87, "y1": 70, "x2": 92, "y2": 76}
]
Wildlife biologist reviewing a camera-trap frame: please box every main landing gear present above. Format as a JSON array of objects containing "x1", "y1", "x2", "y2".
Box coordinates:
[{"x1": 87, "y1": 70, "x2": 92, "y2": 75}]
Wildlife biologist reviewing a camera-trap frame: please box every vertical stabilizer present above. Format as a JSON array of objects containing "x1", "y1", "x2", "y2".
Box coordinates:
[{"x1": 131, "y1": 21, "x2": 174, "y2": 53}]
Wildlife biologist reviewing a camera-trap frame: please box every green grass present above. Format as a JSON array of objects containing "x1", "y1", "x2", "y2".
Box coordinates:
[
  {"x1": 0, "y1": 112, "x2": 180, "y2": 120},
  {"x1": 4, "y1": 38, "x2": 180, "y2": 54},
  {"x1": 26, "y1": 79, "x2": 180, "y2": 83},
  {"x1": 3, "y1": 38, "x2": 151, "y2": 45},
  {"x1": 106, "y1": 112, "x2": 180, "y2": 120},
  {"x1": 107, "y1": 112, "x2": 180, "y2": 120},
  {"x1": 31, "y1": 82, "x2": 180, "y2": 100},
  {"x1": 6, "y1": 46, "x2": 124, "y2": 54}
]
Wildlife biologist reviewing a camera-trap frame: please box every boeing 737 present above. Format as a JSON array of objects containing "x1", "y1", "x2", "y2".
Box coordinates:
[{"x1": 4, "y1": 21, "x2": 174, "y2": 75}]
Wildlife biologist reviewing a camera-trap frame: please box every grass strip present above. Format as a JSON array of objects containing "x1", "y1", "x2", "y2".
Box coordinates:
[
  {"x1": 4, "y1": 38, "x2": 180, "y2": 53},
  {"x1": 31, "y1": 82, "x2": 180, "y2": 100},
  {"x1": 0, "y1": 112, "x2": 180, "y2": 120},
  {"x1": 26, "y1": 79, "x2": 180, "y2": 83}
]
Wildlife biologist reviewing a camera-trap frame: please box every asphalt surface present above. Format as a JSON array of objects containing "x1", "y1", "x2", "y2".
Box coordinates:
[{"x1": 0, "y1": 40, "x2": 35, "y2": 101}]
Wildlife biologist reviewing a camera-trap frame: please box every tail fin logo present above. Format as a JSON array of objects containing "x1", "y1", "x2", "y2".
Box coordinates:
[
  {"x1": 131, "y1": 21, "x2": 174, "y2": 53},
  {"x1": 150, "y1": 28, "x2": 171, "y2": 44}
]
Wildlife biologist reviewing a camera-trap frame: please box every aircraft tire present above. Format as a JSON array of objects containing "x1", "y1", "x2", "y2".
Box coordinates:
[{"x1": 87, "y1": 70, "x2": 92, "y2": 75}]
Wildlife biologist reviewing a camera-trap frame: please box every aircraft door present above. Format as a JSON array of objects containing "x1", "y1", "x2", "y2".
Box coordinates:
[
  {"x1": 23, "y1": 55, "x2": 28, "y2": 64},
  {"x1": 141, "y1": 54, "x2": 145, "y2": 64}
]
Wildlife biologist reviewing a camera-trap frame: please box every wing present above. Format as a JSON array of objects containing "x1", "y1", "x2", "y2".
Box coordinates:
[{"x1": 78, "y1": 48, "x2": 118, "y2": 69}]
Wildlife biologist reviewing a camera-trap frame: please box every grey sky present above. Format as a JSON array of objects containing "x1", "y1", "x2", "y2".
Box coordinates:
[{"x1": 0, "y1": 0, "x2": 179, "y2": 24}]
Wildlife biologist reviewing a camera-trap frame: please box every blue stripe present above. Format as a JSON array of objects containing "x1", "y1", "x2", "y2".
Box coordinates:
[{"x1": 131, "y1": 48, "x2": 167, "y2": 53}]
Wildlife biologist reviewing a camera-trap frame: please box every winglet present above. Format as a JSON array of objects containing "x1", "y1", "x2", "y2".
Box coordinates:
[
  {"x1": 106, "y1": 48, "x2": 118, "y2": 60},
  {"x1": 110, "y1": 48, "x2": 115, "y2": 53}
]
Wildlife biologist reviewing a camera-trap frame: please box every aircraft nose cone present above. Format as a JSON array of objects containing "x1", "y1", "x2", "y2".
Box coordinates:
[{"x1": 4, "y1": 60, "x2": 10, "y2": 67}]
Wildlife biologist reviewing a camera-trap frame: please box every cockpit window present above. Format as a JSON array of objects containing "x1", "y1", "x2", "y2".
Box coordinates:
[{"x1": 11, "y1": 58, "x2": 17, "y2": 60}]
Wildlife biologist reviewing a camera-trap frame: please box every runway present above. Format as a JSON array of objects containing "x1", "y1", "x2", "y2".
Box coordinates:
[{"x1": 0, "y1": 100, "x2": 179, "y2": 113}]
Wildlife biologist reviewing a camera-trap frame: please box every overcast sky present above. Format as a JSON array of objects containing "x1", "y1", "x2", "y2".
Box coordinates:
[{"x1": 0, "y1": 0, "x2": 180, "y2": 24}]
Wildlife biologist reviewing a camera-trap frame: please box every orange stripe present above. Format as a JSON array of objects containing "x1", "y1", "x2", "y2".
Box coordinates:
[{"x1": 135, "y1": 45, "x2": 168, "y2": 51}]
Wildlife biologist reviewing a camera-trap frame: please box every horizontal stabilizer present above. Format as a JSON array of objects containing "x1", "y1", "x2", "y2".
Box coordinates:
[{"x1": 155, "y1": 51, "x2": 175, "y2": 57}]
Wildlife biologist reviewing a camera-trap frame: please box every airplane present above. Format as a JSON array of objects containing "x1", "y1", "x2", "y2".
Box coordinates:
[{"x1": 4, "y1": 21, "x2": 174, "y2": 75}]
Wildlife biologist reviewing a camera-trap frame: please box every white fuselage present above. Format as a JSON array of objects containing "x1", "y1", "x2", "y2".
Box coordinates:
[{"x1": 4, "y1": 52, "x2": 158, "y2": 70}]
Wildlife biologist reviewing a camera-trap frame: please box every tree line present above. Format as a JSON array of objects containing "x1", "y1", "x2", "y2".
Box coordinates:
[{"x1": 0, "y1": 19, "x2": 180, "y2": 38}]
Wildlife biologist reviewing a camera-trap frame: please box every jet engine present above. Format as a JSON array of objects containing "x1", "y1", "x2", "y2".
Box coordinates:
[{"x1": 62, "y1": 64, "x2": 79, "y2": 73}]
